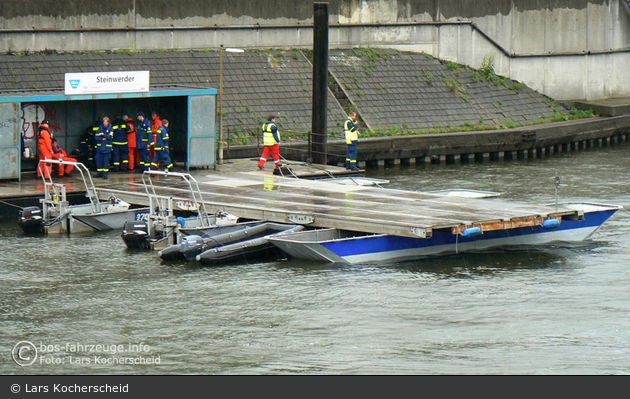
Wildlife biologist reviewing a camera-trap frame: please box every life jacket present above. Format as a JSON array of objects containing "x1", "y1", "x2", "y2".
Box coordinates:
[
  {"x1": 344, "y1": 117, "x2": 358, "y2": 144},
  {"x1": 262, "y1": 121, "x2": 280, "y2": 146},
  {"x1": 52, "y1": 144, "x2": 64, "y2": 155}
]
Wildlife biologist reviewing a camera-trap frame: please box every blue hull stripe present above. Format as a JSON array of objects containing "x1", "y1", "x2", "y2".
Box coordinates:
[{"x1": 323, "y1": 210, "x2": 617, "y2": 257}]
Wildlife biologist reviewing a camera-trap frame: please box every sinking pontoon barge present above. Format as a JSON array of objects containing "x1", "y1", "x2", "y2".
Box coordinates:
[{"x1": 95, "y1": 169, "x2": 621, "y2": 261}]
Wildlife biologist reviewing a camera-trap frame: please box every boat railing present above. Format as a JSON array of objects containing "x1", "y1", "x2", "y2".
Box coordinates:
[
  {"x1": 141, "y1": 170, "x2": 212, "y2": 227},
  {"x1": 38, "y1": 159, "x2": 102, "y2": 213},
  {"x1": 146, "y1": 193, "x2": 178, "y2": 244}
]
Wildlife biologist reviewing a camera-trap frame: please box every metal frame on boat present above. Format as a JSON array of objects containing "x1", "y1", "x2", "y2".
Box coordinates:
[
  {"x1": 121, "y1": 170, "x2": 239, "y2": 250},
  {"x1": 18, "y1": 159, "x2": 150, "y2": 234}
]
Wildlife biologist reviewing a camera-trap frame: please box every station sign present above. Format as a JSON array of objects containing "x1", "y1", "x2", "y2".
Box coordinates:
[{"x1": 64, "y1": 71, "x2": 150, "y2": 95}]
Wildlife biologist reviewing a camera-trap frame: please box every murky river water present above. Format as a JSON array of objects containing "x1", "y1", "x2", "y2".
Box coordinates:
[{"x1": 1, "y1": 143, "x2": 629, "y2": 375}]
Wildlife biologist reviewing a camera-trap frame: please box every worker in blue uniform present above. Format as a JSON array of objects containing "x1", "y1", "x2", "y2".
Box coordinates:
[
  {"x1": 91, "y1": 117, "x2": 103, "y2": 162},
  {"x1": 151, "y1": 119, "x2": 173, "y2": 172},
  {"x1": 79, "y1": 118, "x2": 99, "y2": 169},
  {"x1": 94, "y1": 116, "x2": 114, "y2": 179},
  {"x1": 344, "y1": 111, "x2": 360, "y2": 171},
  {"x1": 136, "y1": 111, "x2": 152, "y2": 172},
  {"x1": 111, "y1": 114, "x2": 129, "y2": 172}
]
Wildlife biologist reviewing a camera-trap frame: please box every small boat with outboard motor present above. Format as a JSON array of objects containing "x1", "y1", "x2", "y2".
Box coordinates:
[
  {"x1": 18, "y1": 159, "x2": 150, "y2": 235},
  {"x1": 121, "y1": 170, "x2": 240, "y2": 250}
]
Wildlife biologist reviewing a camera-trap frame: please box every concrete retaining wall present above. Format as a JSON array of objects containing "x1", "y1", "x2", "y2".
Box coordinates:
[
  {"x1": 1, "y1": 1, "x2": 629, "y2": 100},
  {"x1": 225, "y1": 116, "x2": 630, "y2": 167}
]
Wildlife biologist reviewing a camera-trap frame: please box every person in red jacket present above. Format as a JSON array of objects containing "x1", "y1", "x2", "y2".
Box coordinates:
[
  {"x1": 37, "y1": 120, "x2": 53, "y2": 178},
  {"x1": 150, "y1": 110, "x2": 162, "y2": 165},
  {"x1": 124, "y1": 114, "x2": 138, "y2": 171},
  {"x1": 51, "y1": 138, "x2": 77, "y2": 177}
]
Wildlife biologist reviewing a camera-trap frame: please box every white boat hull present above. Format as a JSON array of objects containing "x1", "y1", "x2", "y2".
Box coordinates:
[
  {"x1": 45, "y1": 203, "x2": 150, "y2": 234},
  {"x1": 26, "y1": 159, "x2": 151, "y2": 235},
  {"x1": 68, "y1": 208, "x2": 150, "y2": 234}
]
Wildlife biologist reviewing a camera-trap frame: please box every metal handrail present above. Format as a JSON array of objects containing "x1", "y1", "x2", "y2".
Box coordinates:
[
  {"x1": 37, "y1": 159, "x2": 101, "y2": 213},
  {"x1": 141, "y1": 170, "x2": 212, "y2": 227}
]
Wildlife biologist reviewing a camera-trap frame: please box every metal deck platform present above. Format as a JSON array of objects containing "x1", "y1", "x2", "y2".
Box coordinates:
[
  {"x1": 94, "y1": 167, "x2": 584, "y2": 239},
  {"x1": 3, "y1": 158, "x2": 588, "y2": 239}
]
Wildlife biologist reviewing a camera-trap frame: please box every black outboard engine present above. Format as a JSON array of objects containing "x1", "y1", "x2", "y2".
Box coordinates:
[
  {"x1": 180, "y1": 235, "x2": 204, "y2": 261},
  {"x1": 18, "y1": 206, "x2": 43, "y2": 234},
  {"x1": 121, "y1": 220, "x2": 150, "y2": 249},
  {"x1": 159, "y1": 235, "x2": 204, "y2": 261}
]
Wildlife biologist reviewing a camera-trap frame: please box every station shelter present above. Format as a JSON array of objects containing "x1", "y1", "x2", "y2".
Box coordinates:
[{"x1": 0, "y1": 84, "x2": 217, "y2": 181}]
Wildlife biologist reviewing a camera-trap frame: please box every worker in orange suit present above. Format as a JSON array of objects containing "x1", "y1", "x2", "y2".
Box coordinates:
[
  {"x1": 37, "y1": 120, "x2": 53, "y2": 178},
  {"x1": 124, "y1": 114, "x2": 138, "y2": 171},
  {"x1": 150, "y1": 110, "x2": 162, "y2": 166},
  {"x1": 51, "y1": 138, "x2": 77, "y2": 177}
]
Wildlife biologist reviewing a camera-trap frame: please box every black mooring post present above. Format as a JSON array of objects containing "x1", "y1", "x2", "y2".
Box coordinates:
[{"x1": 312, "y1": 2, "x2": 329, "y2": 166}]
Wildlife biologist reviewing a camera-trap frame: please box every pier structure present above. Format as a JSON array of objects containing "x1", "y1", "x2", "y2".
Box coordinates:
[
  {"x1": 361, "y1": 131, "x2": 630, "y2": 168},
  {"x1": 88, "y1": 160, "x2": 586, "y2": 240},
  {"x1": 224, "y1": 115, "x2": 630, "y2": 168}
]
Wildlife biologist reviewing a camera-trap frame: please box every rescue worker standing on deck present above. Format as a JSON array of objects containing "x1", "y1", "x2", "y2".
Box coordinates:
[
  {"x1": 124, "y1": 114, "x2": 138, "y2": 171},
  {"x1": 258, "y1": 115, "x2": 281, "y2": 170},
  {"x1": 150, "y1": 110, "x2": 162, "y2": 166},
  {"x1": 136, "y1": 111, "x2": 152, "y2": 172},
  {"x1": 151, "y1": 119, "x2": 173, "y2": 172},
  {"x1": 94, "y1": 116, "x2": 114, "y2": 179},
  {"x1": 37, "y1": 120, "x2": 53, "y2": 178},
  {"x1": 79, "y1": 125, "x2": 95, "y2": 169},
  {"x1": 111, "y1": 114, "x2": 129, "y2": 172},
  {"x1": 344, "y1": 111, "x2": 360, "y2": 171},
  {"x1": 51, "y1": 138, "x2": 77, "y2": 177}
]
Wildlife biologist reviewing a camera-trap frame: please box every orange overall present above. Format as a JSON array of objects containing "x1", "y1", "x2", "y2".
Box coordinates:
[
  {"x1": 37, "y1": 124, "x2": 53, "y2": 178},
  {"x1": 150, "y1": 114, "x2": 162, "y2": 166},
  {"x1": 125, "y1": 117, "x2": 138, "y2": 170},
  {"x1": 51, "y1": 142, "x2": 77, "y2": 176}
]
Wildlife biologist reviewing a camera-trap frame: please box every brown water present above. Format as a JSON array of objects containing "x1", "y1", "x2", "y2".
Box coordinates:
[{"x1": 1, "y1": 143, "x2": 629, "y2": 374}]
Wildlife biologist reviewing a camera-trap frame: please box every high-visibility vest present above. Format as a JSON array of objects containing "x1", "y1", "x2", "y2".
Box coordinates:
[
  {"x1": 262, "y1": 122, "x2": 279, "y2": 146},
  {"x1": 344, "y1": 117, "x2": 358, "y2": 144}
]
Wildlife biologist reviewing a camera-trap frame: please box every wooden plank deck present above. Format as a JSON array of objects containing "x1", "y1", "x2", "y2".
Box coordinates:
[
  {"x1": 94, "y1": 165, "x2": 579, "y2": 239},
  {"x1": 3, "y1": 158, "x2": 579, "y2": 238}
]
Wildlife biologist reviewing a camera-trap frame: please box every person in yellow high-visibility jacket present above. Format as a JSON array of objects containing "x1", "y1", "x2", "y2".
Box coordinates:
[
  {"x1": 344, "y1": 111, "x2": 360, "y2": 171},
  {"x1": 258, "y1": 115, "x2": 282, "y2": 170}
]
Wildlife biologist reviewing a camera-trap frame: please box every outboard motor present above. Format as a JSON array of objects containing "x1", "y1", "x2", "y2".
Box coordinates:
[
  {"x1": 18, "y1": 206, "x2": 44, "y2": 234},
  {"x1": 121, "y1": 220, "x2": 150, "y2": 249},
  {"x1": 180, "y1": 235, "x2": 204, "y2": 261}
]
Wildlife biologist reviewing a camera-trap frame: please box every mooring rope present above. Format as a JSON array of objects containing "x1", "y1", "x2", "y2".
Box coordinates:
[
  {"x1": 0, "y1": 198, "x2": 24, "y2": 209},
  {"x1": 279, "y1": 154, "x2": 336, "y2": 179}
]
